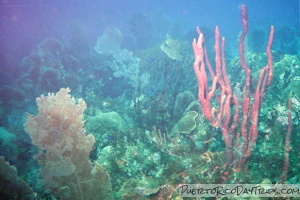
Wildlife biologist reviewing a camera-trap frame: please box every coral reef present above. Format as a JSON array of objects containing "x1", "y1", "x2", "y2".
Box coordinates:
[
  {"x1": 0, "y1": 156, "x2": 35, "y2": 200},
  {"x1": 1, "y1": 3, "x2": 300, "y2": 199}
]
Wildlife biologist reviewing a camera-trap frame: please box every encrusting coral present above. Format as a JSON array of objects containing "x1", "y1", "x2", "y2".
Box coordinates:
[{"x1": 24, "y1": 88, "x2": 112, "y2": 200}]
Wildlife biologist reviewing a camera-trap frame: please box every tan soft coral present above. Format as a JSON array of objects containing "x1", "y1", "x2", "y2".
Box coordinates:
[{"x1": 24, "y1": 88, "x2": 112, "y2": 200}]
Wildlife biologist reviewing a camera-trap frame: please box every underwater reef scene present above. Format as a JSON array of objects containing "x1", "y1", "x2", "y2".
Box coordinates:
[{"x1": 0, "y1": 0, "x2": 300, "y2": 199}]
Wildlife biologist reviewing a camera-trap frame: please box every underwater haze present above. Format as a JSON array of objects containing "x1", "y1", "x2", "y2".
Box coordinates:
[{"x1": 0, "y1": 0, "x2": 300, "y2": 199}]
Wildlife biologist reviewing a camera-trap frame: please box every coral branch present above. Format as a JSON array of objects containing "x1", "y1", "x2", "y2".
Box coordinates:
[
  {"x1": 193, "y1": 26, "x2": 238, "y2": 169},
  {"x1": 280, "y1": 99, "x2": 293, "y2": 183}
]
